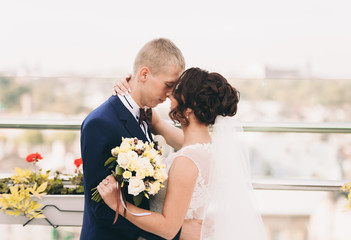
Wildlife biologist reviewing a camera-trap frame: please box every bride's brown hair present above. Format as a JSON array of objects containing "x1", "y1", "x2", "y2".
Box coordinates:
[{"x1": 169, "y1": 67, "x2": 240, "y2": 126}]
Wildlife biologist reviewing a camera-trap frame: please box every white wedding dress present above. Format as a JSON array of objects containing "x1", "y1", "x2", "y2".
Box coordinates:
[
  {"x1": 150, "y1": 117, "x2": 267, "y2": 239},
  {"x1": 150, "y1": 143, "x2": 212, "y2": 220}
]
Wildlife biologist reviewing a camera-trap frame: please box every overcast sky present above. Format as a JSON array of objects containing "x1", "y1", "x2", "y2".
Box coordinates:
[{"x1": 0, "y1": 0, "x2": 350, "y2": 78}]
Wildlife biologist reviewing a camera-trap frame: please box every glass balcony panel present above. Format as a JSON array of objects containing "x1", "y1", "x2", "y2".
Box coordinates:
[
  {"x1": 245, "y1": 132, "x2": 351, "y2": 180},
  {"x1": 0, "y1": 190, "x2": 350, "y2": 240},
  {"x1": 0, "y1": 129, "x2": 80, "y2": 177}
]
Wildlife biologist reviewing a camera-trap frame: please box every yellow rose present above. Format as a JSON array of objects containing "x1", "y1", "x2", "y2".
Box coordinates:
[
  {"x1": 123, "y1": 171, "x2": 132, "y2": 179},
  {"x1": 143, "y1": 148, "x2": 158, "y2": 160},
  {"x1": 154, "y1": 168, "x2": 167, "y2": 182},
  {"x1": 120, "y1": 141, "x2": 131, "y2": 152},
  {"x1": 143, "y1": 143, "x2": 151, "y2": 149},
  {"x1": 147, "y1": 181, "x2": 161, "y2": 195}
]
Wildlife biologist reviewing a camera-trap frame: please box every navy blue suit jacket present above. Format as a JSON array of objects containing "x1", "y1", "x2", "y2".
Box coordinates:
[{"x1": 80, "y1": 96, "x2": 181, "y2": 240}]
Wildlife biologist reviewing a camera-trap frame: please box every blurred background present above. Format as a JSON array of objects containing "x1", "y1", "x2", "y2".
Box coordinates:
[{"x1": 0, "y1": 0, "x2": 351, "y2": 239}]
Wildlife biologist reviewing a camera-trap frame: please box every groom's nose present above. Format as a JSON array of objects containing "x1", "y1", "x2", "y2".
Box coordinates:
[{"x1": 166, "y1": 89, "x2": 172, "y2": 98}]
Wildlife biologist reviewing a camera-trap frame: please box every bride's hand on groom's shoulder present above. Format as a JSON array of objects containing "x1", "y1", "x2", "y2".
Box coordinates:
[
  {"x1": 97, "y1": 175, "x2": 118, "y2": 211},
  {"x1": 113, "y1": 74, "x2": 132, "y2": 96},
  {"x1": 179, "y1": 219, "x2": 202, "y2": 240}
]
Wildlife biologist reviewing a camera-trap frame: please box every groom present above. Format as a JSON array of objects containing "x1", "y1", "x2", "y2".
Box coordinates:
[{"x1": 80, "y1": 38, "x2": 185, "y2": 240}]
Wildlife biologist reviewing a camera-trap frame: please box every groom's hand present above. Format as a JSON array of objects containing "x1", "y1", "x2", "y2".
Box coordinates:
[{"x1": 179, "y1": 219, "x2": 202, "y2": 240}]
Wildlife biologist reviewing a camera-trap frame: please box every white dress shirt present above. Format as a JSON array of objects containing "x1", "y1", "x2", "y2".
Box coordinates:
[{"x1": 118, "y1": 94, "x2": 151, "y2": 142}]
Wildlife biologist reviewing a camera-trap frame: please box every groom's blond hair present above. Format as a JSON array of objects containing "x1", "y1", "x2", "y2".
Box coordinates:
[{"x1": 133, "y1": 38, "x2": 185, "y2": 75}]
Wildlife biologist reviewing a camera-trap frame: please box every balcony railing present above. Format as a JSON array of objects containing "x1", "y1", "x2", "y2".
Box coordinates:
[
  {"x1": 1, "y1": 120, "x2": 350, "y2": 191},
  {"x1": 1, "y1": 120, "x2": 351, "y2": 133}
]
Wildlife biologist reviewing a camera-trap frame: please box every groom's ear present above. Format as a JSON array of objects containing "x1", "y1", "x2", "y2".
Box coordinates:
[{"x1": 138, "y1": 67, "x2": 150, "y2": 83}]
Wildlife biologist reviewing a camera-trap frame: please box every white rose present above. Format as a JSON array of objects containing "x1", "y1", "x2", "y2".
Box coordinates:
[
  {"x1": 138, "y1": 157, "x2": 154, "y2": 176},
  {"x1": 138, "y1": 157, "x2": 150, "y2": 168},
  {"x1": 128, "y1": 158, "x2": 139, "y2": 172},
  {"x1": 145, "y1": 163, "x2": 155, "y2": 176},
  {"x1": 127, "y1": 151, "x2": 138, "y2": 161},
  {"x1": 135, "y1": 141, "x2": 145, "y2": 151},
  {"x1": 128, "y1": 177, "x2": 145, "y2": 196},
  {"x1": 153, "y1": 155, "x2": 163, "y2": 166},
  {"x1": 136, "y1": 170, "x2": 145, "y2": 180},
  {"x1": 117, "y1": 152, "x2": 129, "y2": 169}
]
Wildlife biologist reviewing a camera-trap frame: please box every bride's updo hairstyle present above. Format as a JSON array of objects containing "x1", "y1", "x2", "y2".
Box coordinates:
[{"x1": 170, "y1": 67, "x2": 240, "y2": 126}]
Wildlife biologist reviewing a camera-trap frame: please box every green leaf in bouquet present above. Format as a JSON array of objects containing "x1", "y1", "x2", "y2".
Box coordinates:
[
  {"x1": 133, "y1": 193, "x2": 144, "y2": 207},
  {"x1": 115, "y1": 165, "x2": 123, "y2": 176},
  {"x1": 107, "y1": 161, "x2": 117, "y2": 172},
  {"x1": 104, "y1": 157, "x2": 117, "y2": 167}
]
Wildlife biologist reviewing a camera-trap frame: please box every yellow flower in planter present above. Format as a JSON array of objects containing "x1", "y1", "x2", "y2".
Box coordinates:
[
  {"x1": 0, "y1": 183, "x2": 47, "y2": 219},
  {"x1": 30, "y1": 182, "x2": 48, "y2": 199},
  {"x1": 341, "y1": 182, "x2": 351, "y2": 210},
  {"x1": 11, "y1": 168, "x2": 32, "y2": 184},
  {"x1": 0, "y1": 152, "x2": 86, "y2": 222}
]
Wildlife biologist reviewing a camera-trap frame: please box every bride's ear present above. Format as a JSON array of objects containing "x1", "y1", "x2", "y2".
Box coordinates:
[{"x1": 185, "y1": 108, "x2": 193, "y2": 119}]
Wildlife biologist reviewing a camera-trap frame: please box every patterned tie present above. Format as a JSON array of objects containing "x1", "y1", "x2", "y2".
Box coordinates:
[{"x1": 139, "y1": 108, "x2": 152, "y2": 127}]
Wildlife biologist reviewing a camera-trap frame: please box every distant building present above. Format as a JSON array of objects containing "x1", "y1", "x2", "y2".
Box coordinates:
[
  {"x1": 264, "y1": 66, "x2": 303, "y2": 79},
  {"x1": 241, "y1": 62, "x2": 312, "y2": 79}
]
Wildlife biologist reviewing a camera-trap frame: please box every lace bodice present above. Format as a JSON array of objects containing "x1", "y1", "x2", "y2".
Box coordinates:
[{"x1": 150, "y1": 143, "x2": 212, "y2": 220}]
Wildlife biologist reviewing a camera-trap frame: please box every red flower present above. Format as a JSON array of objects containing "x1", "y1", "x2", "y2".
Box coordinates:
[
  {"x1": 74, "y1": 158, "x2": 83, "y2": 168},
  {"x1": 26, "y1": 152, "x2": 43, "y2": 163}
]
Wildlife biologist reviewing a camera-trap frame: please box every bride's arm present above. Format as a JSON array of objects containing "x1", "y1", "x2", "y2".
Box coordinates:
[
  {"x1": 98, "y1": 156, "x2": 198, "y2": 239},
  {"x1": 151, "y1": 110, "x2": 183, "y2": 151}
]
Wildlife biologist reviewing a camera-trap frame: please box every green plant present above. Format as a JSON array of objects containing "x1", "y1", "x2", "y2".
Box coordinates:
[
  {"x1": 0, "y1": 183, "x2": 47, "y2": 219},
  {"x1": 0, "y1": 153, "x2": 84, "y2": 220}
]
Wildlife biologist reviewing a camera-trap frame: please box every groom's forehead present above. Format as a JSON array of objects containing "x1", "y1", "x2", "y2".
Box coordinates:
[{"x1": 156, "y1": 73, "x2": 180, "y2": 83}]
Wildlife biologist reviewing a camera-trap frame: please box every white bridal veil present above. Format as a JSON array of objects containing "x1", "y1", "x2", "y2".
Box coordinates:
[{"x1": 201, "y1": 116, "x2": 267, "y2": 239}]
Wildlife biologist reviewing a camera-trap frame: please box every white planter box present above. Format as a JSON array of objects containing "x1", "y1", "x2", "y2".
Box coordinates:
[{"x1": 0, "y1": 195, "x2": 84, "y2": 227}]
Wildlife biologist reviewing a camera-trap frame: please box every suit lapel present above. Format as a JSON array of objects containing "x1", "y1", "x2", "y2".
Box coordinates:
[
  {"x1": 108, "y1": 96, "x2": 148, "y2": 142},
  {"x1": 124, "y1": 118, "x2": 148, "y2": 142}
]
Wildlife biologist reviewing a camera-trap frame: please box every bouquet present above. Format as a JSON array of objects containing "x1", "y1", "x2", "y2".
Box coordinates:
[{"x1": 91, "y1": 137, "x2": 168, "y2": 206}]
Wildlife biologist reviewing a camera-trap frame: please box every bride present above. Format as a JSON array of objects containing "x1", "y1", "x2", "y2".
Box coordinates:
[{"x1": 98, "y1": 67, "x2": 267, "y2": 239}]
